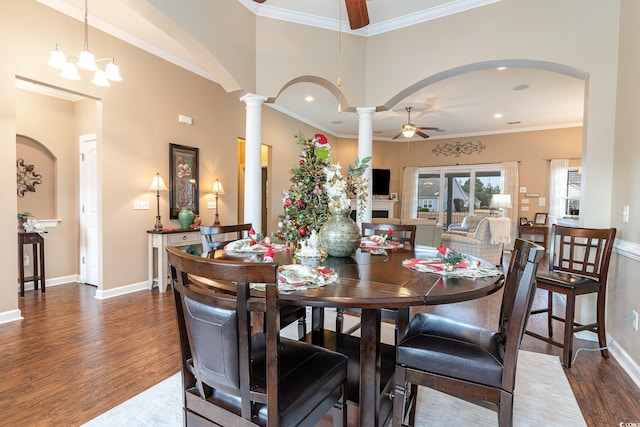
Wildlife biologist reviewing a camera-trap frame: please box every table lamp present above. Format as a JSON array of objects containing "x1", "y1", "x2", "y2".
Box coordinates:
[
  {"x1": 490, "y1": 193, "x2": 512, "y2": 217},
  {"x1": 149, "y1": 173, "x2": 168, "y2": 231},
  {"x1": 211, "y1": 179, "x2": 225, "y2": 226}
]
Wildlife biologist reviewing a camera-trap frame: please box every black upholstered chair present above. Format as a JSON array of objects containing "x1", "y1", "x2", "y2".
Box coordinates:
[
  {"x1": 168, "y1": 247, "x2": 347, "y2": 426},
  {"x1": 200, "y1": 223, "x2": 307, "y2": 340},
  {"x1": 525, "y1": 225, "x2": 616, "y2": 368},
  {"x1": 392, "y1": 238, "x2": 544, "y2": 427}
]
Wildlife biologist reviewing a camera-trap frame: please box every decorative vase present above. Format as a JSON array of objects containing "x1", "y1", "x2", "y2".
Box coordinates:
[
  {"x1": 319, "y1": 206, "x2": 361, "y2": 257},
  {"x1": 178, "y1": 207, "x2": 195, "y2": 229}
]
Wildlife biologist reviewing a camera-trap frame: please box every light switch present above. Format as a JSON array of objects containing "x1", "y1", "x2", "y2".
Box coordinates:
[
  {"x1": 623, "y1": 205, "x2": 629, "y2": 223},
  {"x1": 134, "y1": 200, "x2": 149, "y2": 210}
]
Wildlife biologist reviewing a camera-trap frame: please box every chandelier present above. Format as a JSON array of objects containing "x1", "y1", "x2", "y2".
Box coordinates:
[{"x1": 47, "y1": 0, "x2": 121, "y2": 87}]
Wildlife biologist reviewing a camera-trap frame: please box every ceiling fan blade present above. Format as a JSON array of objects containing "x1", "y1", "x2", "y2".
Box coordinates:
[
  {"x1": 392, "y1": 132, "x2": 403, "y2": 140},
  {"x1": 345, "y1": 0, "x2": 369, "y2": 29},
  {"x1": 418, "y1": 126, "x2": 440, "y2": 131},
  {"x1": 416, "y1": 131, "x2": 430, "y2": 139}
]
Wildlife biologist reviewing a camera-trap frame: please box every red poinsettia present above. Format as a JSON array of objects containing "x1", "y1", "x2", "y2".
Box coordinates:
[{"x1": 314, "y1": 133, "x2": 328, "y2": 145}]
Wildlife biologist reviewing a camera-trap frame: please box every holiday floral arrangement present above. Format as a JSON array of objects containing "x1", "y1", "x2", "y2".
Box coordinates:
[
  {"x1": 272, "y1": 133, "x2": 370, "y2": 243},
  {"x1": 325, "y1": 154, "x2": 370, "y2": 221}
]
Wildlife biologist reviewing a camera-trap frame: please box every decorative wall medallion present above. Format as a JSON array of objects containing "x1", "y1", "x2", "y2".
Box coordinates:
[
  {"x1": 432, "y1": 141, "x2": 486, "y2": 157},
  {"x1": 16, "y1": 158, "x2": 43, "y2": 197}
]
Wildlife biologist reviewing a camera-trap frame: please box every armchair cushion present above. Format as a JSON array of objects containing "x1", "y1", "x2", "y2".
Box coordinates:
[{"x1": 440, "y1": 217, "x2": 508, "y2": 265}]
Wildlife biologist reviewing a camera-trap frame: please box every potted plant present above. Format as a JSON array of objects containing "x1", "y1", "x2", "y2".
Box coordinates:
[{"x1": 17, "y1": 211, "x2": 31, "y2": 230}]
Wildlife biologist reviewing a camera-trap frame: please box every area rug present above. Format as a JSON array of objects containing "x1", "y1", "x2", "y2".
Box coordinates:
[{"x1": 83, "y1": 311, "x2": 586, "y2": 426}]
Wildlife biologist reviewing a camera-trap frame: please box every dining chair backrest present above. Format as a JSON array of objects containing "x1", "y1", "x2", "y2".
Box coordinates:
[
  {"x1": 361, "y1": 222, "x2": 417, "y2": 247},
  {"x1": 167, "y1": 246, "x2": 348, "y2": 426},
  {"x1": 200, "y1": 223, "x2": 252, "y2": 257},
  {"x1": 547, "y1": 225, "x2": 616, "y2": 282}
]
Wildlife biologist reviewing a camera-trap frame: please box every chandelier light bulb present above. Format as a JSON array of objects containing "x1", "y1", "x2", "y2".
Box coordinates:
[
  {"x1": 402, "y1": 129, "x2": 415, "y2": 138},
  {"x1": 48, "y1": 48, "x2": 66, "y2": 69},
  {"x1": 91, "y1": 69, "x2": 110, "y2": 87},
  {"x1": 60, "y1": 62, "x2": 81, "y2": 80},
  {"x1": 104, "y1": 61, "x2": 122, "y2": 81},
  {"x1": 77, "y1": 50, "x2": 97, "y2": 71}
]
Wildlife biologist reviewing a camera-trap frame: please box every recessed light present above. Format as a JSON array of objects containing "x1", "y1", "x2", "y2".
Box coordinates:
[
  {"x1": 507, "y1": 121, "x2": 521, "y2": 125},
  {"x1": 304, "y1": 95, "x2": 314, "y2": 102},
  {"x1": 513, "y1": 84, "x2": 529, "y2": 91},
  {"x1": 331, "y1": 120, "x2": 343, "y2": 125},
  {"x1": 494, "y1": 113, "x2": 503, "y2": 119},
  {"x1": 496, "y1": 66, "x2": 507, "y2": 70}
]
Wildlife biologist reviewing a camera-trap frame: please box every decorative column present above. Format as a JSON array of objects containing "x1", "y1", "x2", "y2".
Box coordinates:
[
  {"x1": 240, "y1": 93, "x2": 267, "y2": 233},
  {"x1": 357, "y1": 107, "x2": 375, "y2": 225}
]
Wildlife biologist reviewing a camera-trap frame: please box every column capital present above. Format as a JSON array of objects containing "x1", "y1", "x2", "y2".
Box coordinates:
[
  {"x1": 240, "y1": 93, "x2": 268, "y2": 106},
  {"x1": 356, "y1": 106, "x2": 376, "y2": 117}
]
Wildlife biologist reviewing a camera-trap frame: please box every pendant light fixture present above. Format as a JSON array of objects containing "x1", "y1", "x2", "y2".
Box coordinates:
[{"x1": 48, "y1": 0, "x2": 122, "y2": 86}]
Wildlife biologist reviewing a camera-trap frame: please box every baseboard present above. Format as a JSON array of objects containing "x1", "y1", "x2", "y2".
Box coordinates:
[
  {"x1": 94, "y1": 281, "x2": 149, "y2": 300},
  {"x1": 0, "y1": 309, "x2": 23, "y2": 325},
  {"x1": 18, "y1": 274, "x2": 79, "y2": 292},
  {"x1": 610, "y1": 340, "x2": 640, "y2": 389}
]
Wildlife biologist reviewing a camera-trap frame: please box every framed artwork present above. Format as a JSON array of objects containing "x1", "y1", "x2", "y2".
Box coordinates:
[
  {"x1": 169, "y1": 143, "x2": 199, "y2": 219},
  {"x1": 534, "y1": 212, "x2": 548, "y2": 225},
  {"x1": 519, "y1": 217, "x2": 528, "y2": 226}
]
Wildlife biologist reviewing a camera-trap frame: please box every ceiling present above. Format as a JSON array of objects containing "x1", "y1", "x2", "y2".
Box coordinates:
[{"x1": 35, "y1": 0, "x2": 585, "y2": 141}]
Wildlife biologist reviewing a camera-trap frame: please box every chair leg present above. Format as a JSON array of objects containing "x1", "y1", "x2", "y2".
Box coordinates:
[
  {"x1": 336, "y1": 308, "x2": 344, "y2": 334},
  {"x1": 563, "y1": 295, "x2": 576, "y2": 368},
  {"x1": 392, "y1": 368, "x2": 409, "y2": 427},
  {"x1": 297, "y1": 314, "x2": 306, "y2": 339},
  {"x1": 332, "y1": 384, "x2": 347, "y2": 427},
  {"x1": 547, "y1": 289, "x2": 554, "y2": 338},
  {"x1": 596, "y1": 292, "x2": 610, "y2": 359},
  {"x1": 498, "y1": 390, "x2": 514, "y2": 427}
]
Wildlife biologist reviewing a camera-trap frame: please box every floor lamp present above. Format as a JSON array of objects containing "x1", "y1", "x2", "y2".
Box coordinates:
[
  {"x1": 211, "y1": 179, "x2": 225, "y2": 226},
  {"x1": 149, "y1": 173, "x2": 168, "y2": 231}
]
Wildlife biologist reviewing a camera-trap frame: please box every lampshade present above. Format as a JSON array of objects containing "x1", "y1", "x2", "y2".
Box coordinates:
[
  {"x1": 48, "y1": 48, "x2": 66, "y2": 69},
  {"x1": 148, "y1": 173, "x2": 168, "y2": 191},
  {"x1": 77, "y1": 50, "x2": 98, "y2": 71},
  {"x1": 402, "y1": 129, "x2": 415, "y2": 138},
  {"x1": 490, "y1": 193, "x2": 512, "y2": 209},
  {"x1": 60, "y1": 62, "x2": 81, "y2": 80},
  {"x1": 105, "y1": 61, "x2": 122, "y2": 81},
  {"x1": 91, "y1": 69, "x2": 110, "y2": 87},
  {"x1": 212, "y1": 179, "x2": 225, "y2": 195}
]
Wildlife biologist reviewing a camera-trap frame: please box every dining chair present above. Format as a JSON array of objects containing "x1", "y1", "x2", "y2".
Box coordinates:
[
  {"x1": 525, "y1": 225, "x2": 616, "y2": 368},
  {"x1": 361, "y1": 222, "x2": 417, "y2": 248},
  {"x1": 167, "y1": 247, "x2": 348, "y2": 427},
  {"x1": 392, "y1": 238, "x2": 544, "y2": 427},
  {"x1": 200, "y1": 223, "x2": 252, "y2": 258},
  {"x1": 200, "y1": 223, "x2": 307, "y2": 340}
]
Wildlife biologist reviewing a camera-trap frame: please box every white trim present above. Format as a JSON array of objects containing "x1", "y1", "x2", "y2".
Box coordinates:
[
  {"x1": 614, "y1": 239, "x2": 640, "y2": 262},
  {"x1": 18, "y1": 274, "x2": 79, "y2": 293},
  {"x1": 0, "y1": 309, "x2": 23, "y2": 325},
  {"x1": 94, "y1": 281, "x2": 149, "y2": 300},
  {"x1": 610, "y1": 340, "x2": 640, "y2": 389}
]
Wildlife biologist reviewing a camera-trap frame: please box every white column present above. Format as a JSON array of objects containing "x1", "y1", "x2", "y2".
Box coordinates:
[
  {"x1": 240, "y1": 93, "x2": 267, "y2": 233},
  {"x1": 357, "y1": 107, "x2": 375, "y2": 225}
]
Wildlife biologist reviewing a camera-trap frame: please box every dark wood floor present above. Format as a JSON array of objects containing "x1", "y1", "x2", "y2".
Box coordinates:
[{"x1": 1, "y1": 272, "x2": 639, "y2": 426}]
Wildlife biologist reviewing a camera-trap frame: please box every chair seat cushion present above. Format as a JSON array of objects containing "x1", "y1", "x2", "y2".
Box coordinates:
[
  {"x1": 396, "y1": 313, "x2": 504, "y2": 388},
  {"x1": 253, "y1": 335, "x2": 348, "y2": 426},
  {"x1": 536, "y1": 271, "x2": 600, "y2": 292}
]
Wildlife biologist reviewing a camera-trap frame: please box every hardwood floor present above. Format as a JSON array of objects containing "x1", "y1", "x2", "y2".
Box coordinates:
[{"x1": 1, "y1": 274, "x2": 639, "y2": 426}]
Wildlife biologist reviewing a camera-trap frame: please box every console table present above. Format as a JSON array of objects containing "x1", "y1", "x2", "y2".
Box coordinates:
[
  {"x1": 147, "y1": 228, "x2": 200, "y2": 291},
  {"x1": 519, "y1": 225, "x2": 548, "y2": 249},
  {"x1": 18, "y1": 231, "x2": 46, "y2": 297}
]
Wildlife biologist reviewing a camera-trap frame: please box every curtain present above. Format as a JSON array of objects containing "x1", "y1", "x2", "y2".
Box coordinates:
[
  {"x1": 501, "y1": 161, "x2": 519, "y2": 251},
  {"x1": 401, "y1": 167, "x2": 419, "y2": 219},
  {"x1": 549, "y1": 159, "x2": 569, "y2": 225}
]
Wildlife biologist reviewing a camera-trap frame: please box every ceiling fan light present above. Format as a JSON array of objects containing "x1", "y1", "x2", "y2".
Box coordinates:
[
  {"x1": 48, "y1": 47, "x2": 67, "y2": 69},
  {"x1": 402, "y1": 129, "x2": 415, "y2": 138},
  {"x1": 77, "y1": 50, "x2": 97, "y2": 71}
]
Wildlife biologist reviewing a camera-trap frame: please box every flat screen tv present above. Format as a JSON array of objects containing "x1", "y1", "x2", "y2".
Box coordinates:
[{"x1": 372, "y1": 169, "x2": 390, "y2": 196}]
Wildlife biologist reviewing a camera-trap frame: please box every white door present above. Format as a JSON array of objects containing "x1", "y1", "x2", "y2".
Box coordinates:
[{"x1": 79, "y1": 134, "x2": 99, "y2": 286}]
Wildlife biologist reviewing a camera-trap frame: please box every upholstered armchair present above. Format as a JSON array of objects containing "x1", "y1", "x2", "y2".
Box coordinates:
[
  {"x1": 447, "y1": 214, "x2": 484, "y2": 233},
  {"x1": 440, "y1": 217, "x2": 511, "y2": 266}
]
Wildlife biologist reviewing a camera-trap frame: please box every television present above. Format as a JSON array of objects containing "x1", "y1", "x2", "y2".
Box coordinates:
[{"x1": 372, "y1": 169, "x2": 390, "y2": 196}]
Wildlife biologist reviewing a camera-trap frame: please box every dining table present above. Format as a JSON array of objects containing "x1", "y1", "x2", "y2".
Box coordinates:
[{"x1": 207, "y1": 243, "x2": 505, "y2": 427}]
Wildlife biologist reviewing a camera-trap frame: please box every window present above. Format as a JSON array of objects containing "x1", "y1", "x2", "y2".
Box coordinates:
[{"x1": 565, "y1": 168, "x2": 581, "y2": 216}]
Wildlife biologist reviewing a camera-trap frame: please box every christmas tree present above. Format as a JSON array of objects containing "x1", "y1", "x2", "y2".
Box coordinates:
[{"x1": 273, "y1": 133, "x2": 333, "y2": 243}]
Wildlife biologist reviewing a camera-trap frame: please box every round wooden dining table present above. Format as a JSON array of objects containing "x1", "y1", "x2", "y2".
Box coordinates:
[{"x1": 217, "y1": 245, "x2": 505, "y2": 427}]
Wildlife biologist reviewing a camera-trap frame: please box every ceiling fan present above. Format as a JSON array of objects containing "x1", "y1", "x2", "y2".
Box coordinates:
[
  {"x1": 393, "y1": 107, "x2": 440, "y2": 140},
  {"x1": 253, "y1": 0, "x2": 369, "y2": 30}
]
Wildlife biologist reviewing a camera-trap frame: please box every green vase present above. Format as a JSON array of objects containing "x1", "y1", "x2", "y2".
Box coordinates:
[
  {"x1": 178, "y1": 207, "x2": 194, "y2": 229},
  {"x1": 319, "y1": 206, "x2": 361, "y2": 257}
]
